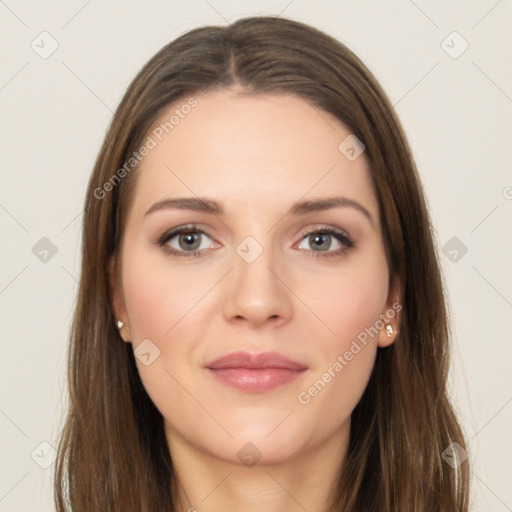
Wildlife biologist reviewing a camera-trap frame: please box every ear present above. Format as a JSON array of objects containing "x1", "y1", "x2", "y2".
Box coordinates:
[
  {"x1": 377, "y1": 274, "x2": 403, "y2": 348},
  {"x1": 107, "y1": 255, "x2": 131, "y2": 343}
]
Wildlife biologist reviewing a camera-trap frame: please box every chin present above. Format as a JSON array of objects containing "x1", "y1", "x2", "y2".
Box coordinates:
[{"x1": 236, "y1": 424, "x2": 311, "y2": 463}]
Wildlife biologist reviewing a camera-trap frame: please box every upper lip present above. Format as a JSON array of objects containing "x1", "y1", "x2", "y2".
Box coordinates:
[{"x1": 205, "y1": 351, "x2": 308, "y2": 370}]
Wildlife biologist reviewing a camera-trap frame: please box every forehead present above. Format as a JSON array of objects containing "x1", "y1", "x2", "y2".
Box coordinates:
[{"x1": 128, "y1": 89, "x2": 378, "y2": 223}]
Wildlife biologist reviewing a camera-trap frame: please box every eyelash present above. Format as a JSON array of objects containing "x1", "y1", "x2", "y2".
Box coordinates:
[{"x1": 156, "y1": 224, "x2": 355, "y2": 260}]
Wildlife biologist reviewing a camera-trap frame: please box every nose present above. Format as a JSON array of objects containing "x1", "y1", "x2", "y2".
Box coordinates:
[{"x1": 222, "y1": 242, "x2": 293, "y2": 329}]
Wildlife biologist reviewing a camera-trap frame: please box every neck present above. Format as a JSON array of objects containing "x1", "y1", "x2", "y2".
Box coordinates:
[{"x1": 167, "y1": 422, "x2": 350, "y2": 512}]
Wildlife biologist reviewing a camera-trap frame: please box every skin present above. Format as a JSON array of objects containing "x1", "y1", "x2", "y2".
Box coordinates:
[{"x1": 109, "y1": 88, "x2": 401, "y2": 512}]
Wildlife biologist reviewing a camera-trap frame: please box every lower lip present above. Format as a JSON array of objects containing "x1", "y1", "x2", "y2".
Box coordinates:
[{"x1": 206, "y1": 367, "x2": 307, "y2": 392}]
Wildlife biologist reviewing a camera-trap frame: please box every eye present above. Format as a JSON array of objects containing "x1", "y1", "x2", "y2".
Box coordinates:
[
  {"x1": 156, "y1": 224, "x2": 355, "y2": 260},
  {"x1": 296, "y1": 226, "x2": 355, "y2": 258},
  {"x1": 157, "y1": 225, "x2": 217, "y2": 259}
]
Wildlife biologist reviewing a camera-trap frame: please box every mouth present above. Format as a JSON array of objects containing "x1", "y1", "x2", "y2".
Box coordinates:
[{"x1": 204, "y1": 351, "x2": 308, "y2": 393}]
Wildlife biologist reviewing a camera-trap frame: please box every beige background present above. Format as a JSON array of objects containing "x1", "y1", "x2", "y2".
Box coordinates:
[{"x1": 0, "y1": 0, "x2": 511, "y2": 510}]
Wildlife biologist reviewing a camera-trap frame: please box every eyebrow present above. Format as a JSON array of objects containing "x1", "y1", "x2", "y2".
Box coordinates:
[{"x1": 144, "y1": 196, "x2": 375, "y2": 226}]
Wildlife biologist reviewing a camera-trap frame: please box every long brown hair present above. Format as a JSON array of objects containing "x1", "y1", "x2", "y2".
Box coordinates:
[{"x1": 54, "y1": 15, "x2": 470, "y2": 511}]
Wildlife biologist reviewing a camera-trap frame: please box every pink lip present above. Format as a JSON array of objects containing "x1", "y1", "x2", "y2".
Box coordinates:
[{"x1": 204, "y1": 351, "x2": 308, "y2": 393}]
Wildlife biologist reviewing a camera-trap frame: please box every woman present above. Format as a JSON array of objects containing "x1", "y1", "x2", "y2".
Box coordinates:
[{"x1": 54, "y1": 15, "x2": 470, "y2": 511}]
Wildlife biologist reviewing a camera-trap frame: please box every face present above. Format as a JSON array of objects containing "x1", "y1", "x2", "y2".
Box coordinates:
[{"x1": 109, "y1": 88, "x2": 400, "y2": 466}]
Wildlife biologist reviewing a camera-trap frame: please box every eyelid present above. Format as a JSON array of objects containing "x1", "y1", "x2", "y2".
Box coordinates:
[{"x1": 296, "y1": 224, "x2": 352, "y2": 242}]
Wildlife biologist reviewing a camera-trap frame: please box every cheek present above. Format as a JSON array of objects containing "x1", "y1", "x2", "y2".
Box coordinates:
[
  {"x1": 122, "y1": 248, "x2": 211, "y2": 341},
  {"x1": 298, "y1": 250, "x2": 389, "y2": 351},
  {"x1": 295, "y1": 342, "x2": 377, "y2": 446},
  {"x1": 120, "y1": 249, "x2": 217, "y2": 419},
  {"x1": 294, "y1": 291, "x2": 382, "y2": 439},
  {"x1": 292, "y1": 251, "x2": 387, "y2": 422}
]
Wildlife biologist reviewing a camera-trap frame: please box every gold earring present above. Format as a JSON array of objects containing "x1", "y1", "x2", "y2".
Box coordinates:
[
  {"x1": 117, "y1": 320, "x2": 124, "y2": 329},
  {"x1": 385, "y1": 324, "x2": 394, "y2": 337}
]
